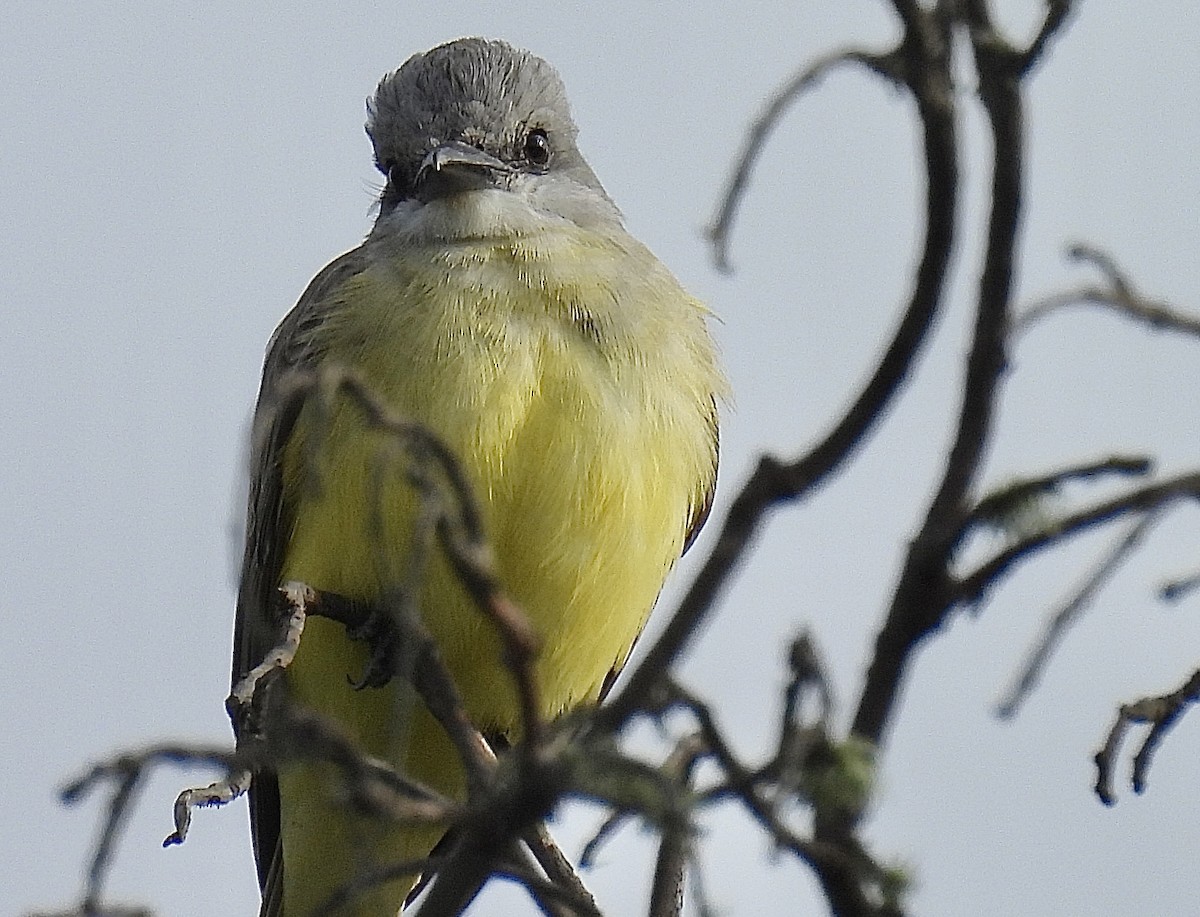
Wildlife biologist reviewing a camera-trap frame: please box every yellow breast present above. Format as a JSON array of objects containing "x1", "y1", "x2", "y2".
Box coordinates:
[{"x1": 281, "y1": 226, "x2": 720, "y2": 734}]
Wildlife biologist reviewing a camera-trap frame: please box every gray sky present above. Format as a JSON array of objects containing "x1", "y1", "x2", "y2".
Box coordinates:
[{"x1": 4, "y1": 3, "x2": 1198, "y2": 916}]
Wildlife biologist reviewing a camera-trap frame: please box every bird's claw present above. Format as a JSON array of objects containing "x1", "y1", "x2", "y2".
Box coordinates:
[{"x1": 345, "y1": 604, "x2": 403, "y2": 690}]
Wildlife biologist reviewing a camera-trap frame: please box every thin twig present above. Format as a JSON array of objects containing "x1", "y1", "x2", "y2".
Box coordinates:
[
  {"x1": 966, "y1": 455, "x2": 1152, "y2": 532},
  {"x1": 1020, "y1": 287, "x2": 1200, "y2": 337},
  {"x1": 1018, "y1": 0, "x2": 1076, "y2": 75},
  {"x1": 707, "y1": 48, "x2": 904, "y2": 272},
  {"x1": 1160, "y1": 568, "x2": 1200, "y2": 603},
  {"x1": 164, "y1": 766, "x2": 253, "y2": 847},
  {"x1": 523, "y1": 824, "x2": 601, "y2": 917},
  {"x1": 491, "y1": 861, "x2": 605, "y2": 917},
  {"x1": 1069, "y1": 242, "x2": 1134, "y2": 296},
  {"x1": 673, "y1": 683, "x2": 884, "y2": 915},
  {"x1": 995, "y1": 512, "x2": 1160, "y2": 719},
  {"x1": 1016, "y1": 244, "x2": 1200, "y2": 337},
  {"x1": 774, "y1": 633, "x2": 836, "y2": 805},
  {"x1": 59, "y1": 744, "x2": 238, "y2": 913},
  {"x1": 647, "y1": 734, "x2": 705, "y2": 917},
  {"x1": 669, "y1": 682, "x2": 819, "y2": 871},
  {"x1": 228, "y1": 581, "x2": 310, "y2": 713},
  {"x1": 578, "y1": 806, "x2": 634, "y2": 870},
  {"x1": 955, "y1": 472, "x2": 1200, "y2": 607},
  {"x1": 1094, "y1": 667, "x2": 1200, "y2": 805}
]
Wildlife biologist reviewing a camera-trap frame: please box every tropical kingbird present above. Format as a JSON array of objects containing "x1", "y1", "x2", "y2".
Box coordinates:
[{"x1": 233, "y1": 37, "x2": 725, "y2": 916}]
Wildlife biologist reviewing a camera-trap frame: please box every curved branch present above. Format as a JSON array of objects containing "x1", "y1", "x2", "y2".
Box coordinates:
[
  {"x1": 605, "y1": 13, "x2": 960, "y2": 737},
  {"x1": 1094, "y1": 666, "x2": 1200, "y2": 805},
  {"x1": 707, "y1": 48, "x2": 904, "y2": 273},
  {"x1": 1019, "y1": 0, "x2": 1076, "y2": 74}
]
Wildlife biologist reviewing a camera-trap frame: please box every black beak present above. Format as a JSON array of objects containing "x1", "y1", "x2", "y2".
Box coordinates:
[{"x1": 414, "y1": 141, "x2": 513, "y2": 201}]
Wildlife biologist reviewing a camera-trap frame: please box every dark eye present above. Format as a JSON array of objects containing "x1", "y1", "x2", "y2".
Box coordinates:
[{"x1": 524, "y1": 129, "x2": 551, "y2": 167}]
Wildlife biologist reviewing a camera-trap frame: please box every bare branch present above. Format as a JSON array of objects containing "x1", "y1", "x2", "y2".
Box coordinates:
[
  {"x1": 491, "y1": 861, "x2": 605, "y2": 917},
  {"x1": 164, "y1": 767, "x2": 252, "y2": 847},
  {"x1": 47, "y1": 9, "x2": 1180, "y2": 917},
  {"x1": 521, "y1": 825, "x2": 602, "y2": 917},
  {"x1": 646, "y1": 735, "x2": 705, "y2": 917},
  {"x1": 228, "y1": 581, "x2": 310, "y2": 713},
  {"x1": 955, "y1": 472, "x2": 1200, "y2": 608},
  {"x1": 59, "y1": 744, "x2": 238, "y2": 915},
  {"x1": 966, "y1": 455, "x2": 1152, "y2": 534},
  {"x1": 678, "y1": 682, "x2": 821, "y2": 869},
  {"x1": 1160, "y1": 568, "x2": 1200, "y2": 603},
  {"x1": 1019, "y1": 0, "x2": 1076, "y2": 74},
  {"x1": 852, "y1": 2, "x2": 1025, "y2": 748},
  {"x1": 409, "y1": 837, "x2": 494, "y2": 917},
  {"x1": 995, "y1": 511, "x2": 1160, "y2": 719},
  {"x1": 677, "y1": 680, "x2": 890, "y2": 916},
  {"x1": 647, "y1": 821, "x2": 688, "y2": 917},
  {"x1": 1094, "y1": 667, "x2": 1200, "y2": 805},
  {"x1": 707, "y1": 48, "x2": 904, "y2": 272},
  {"x1": 412, "y1": 736, "x2": 577, "y2": 916},
  {"x1": 1016, "y1": 244, "x2": 1200, "y2": 337}
]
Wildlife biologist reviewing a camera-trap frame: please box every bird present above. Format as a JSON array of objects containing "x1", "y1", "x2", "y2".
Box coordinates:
[{"x1": 233, "y1": 37, "x2": 725, "y2": 916}]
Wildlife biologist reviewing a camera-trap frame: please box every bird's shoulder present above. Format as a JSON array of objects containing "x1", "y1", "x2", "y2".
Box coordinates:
[{"x1": 261, "y1": 246, "x2": 371, "y2": 384}]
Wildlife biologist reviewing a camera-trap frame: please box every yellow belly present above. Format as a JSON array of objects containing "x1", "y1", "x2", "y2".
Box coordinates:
[{"x1": 275, "y1": 233, "x2": 716, "y2": 913}]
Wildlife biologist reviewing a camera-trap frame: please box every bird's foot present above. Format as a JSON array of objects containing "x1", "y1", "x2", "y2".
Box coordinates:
[{"x1": 344, "y1": 600, "x2": 405, "y2": 690}]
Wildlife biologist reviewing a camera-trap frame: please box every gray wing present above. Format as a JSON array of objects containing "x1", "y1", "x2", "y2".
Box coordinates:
[{"x1": 231, "y1": 248, "x2": 368, "y2": 913}]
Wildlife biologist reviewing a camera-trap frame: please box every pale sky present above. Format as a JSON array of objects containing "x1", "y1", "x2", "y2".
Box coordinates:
[{"x1": 4, "y1": 3, "x2": 1198, "y2": 916}]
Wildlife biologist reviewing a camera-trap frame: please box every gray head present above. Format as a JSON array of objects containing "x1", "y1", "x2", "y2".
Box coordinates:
[{"x1": 366, "y1": 39, "x2": 618, "y2": 232}]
